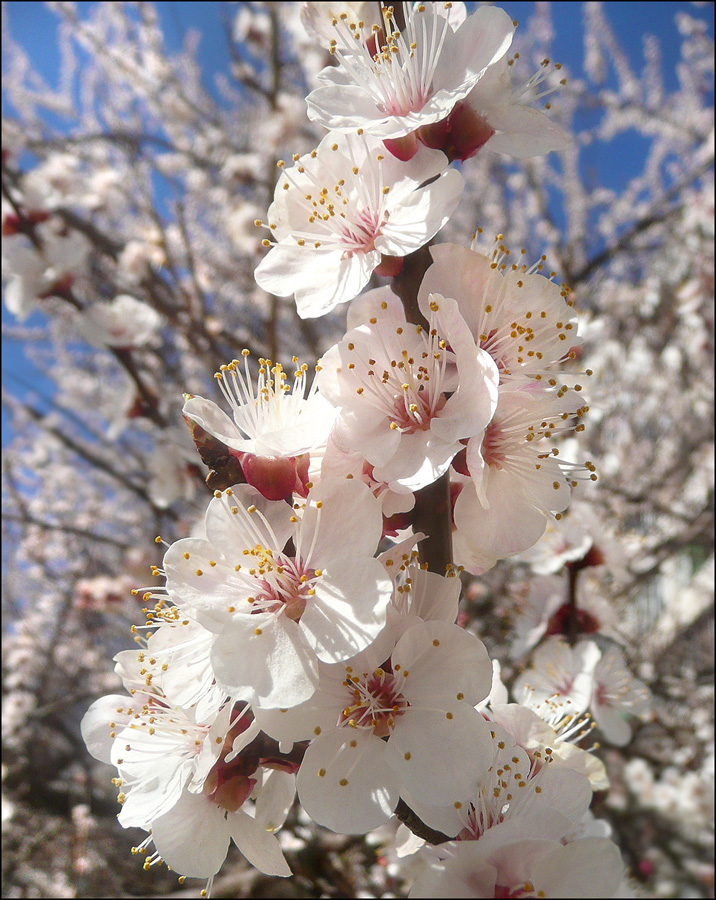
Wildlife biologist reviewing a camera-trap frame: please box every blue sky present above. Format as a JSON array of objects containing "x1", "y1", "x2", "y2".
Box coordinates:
[{"x1": 2, "y1": 1, "x2": 714, "y2": 442}]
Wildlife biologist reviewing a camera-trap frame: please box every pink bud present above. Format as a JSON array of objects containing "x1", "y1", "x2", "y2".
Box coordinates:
[
  {"x1": 375, "y1": 254, "x2": 404, "y2": 277},
  {"x1": 239, "y1": 452, "x2": 310, "y2": 501},
  {"x1": 417, "y1": 117, "x2": 450, "y2": 150},
  {"x1": 444, "y1": 103, "x2": 495, "y2": 162},
  {"x1": 383, "y1": 131, "x2": 420, "y2": 161}
]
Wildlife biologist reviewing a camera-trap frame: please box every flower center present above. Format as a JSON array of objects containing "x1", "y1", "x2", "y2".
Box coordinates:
[
  {"x1": 327, "y1": 5, "x2": 453, "y2": 118},
  {"x1": 338, "y1": 205, "x2": 382, "y2": 253},
  {"x1": 481, "y1": 420, "x2": 506, "y2": 467},
  {"x1": 348, "y1": 309, "x2": 452, "y2": 434},
  {"x1": 339, "y1": 665, "x2": 409, "y2": 738},
  {"x1": 245, "y1": 546, "x2": 320, "y2": 621}
]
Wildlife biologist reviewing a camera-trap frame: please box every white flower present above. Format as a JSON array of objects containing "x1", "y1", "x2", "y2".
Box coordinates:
[
  {"x1": 81, "y1": 656, "x2": 232, "y2": 830},
  {"x1": 488, "y1": 702, "x2": 609, "y2": 792},
  {"x1": 590, "y1": 646, "x2": 650, "y2": 746},
  {"x1": 408, "y1": 833, "x2": 623, "y2": 898},
  {"x1": 77, "y1": 294, "x2": 163, "y2": 348},
  {"x1": 419, "y1": 54, "x2": 570, "y2": 161},
  {"x1": 147, "y1": 427, "x2": 204, "y2": 509},
  {"x1": 163, "y1": 478, "x2": 391, "y2": 709},
  {"x1": 305, "y1": 5, "x2": 514, "y2": 150},
  {"x1": 316, "y1": 289, "x2": 498, "y2": 490},
  {"x1": 147, "y1": 767, "x2": 293, "y2": 881},
  {"x1": 514, "y1": 637, "x2": 602, "y2": 718},
  {"x1": 82, "y1": 633, "x2": 294, "y2": 884},
  {"x1": 2, "y1": 225, "x2": 89, "y2": 320},
  {"x1": 254, "y1": 130, "x2": 463, "y2": 318},
  {"x1": 301, "y1": 2, "x2": 384, "y2": 49},
  {"x1": 403, "y1": 716, "x2": 621, "y2": 898},
  {"x1": 183, "y1": 351, "x2": 337, "y2": 500},
  {"x1": 520, "y1": 499, "x2": 631, "y2": 580},
  {"x1": 417, "y1": 241, "x2": 581, "y2": 386},
  {"x1": 255, "y1": 620, "x2": 494, "y2": 834},
  {"x1": 507, "y1": 573, "x2": 621, "y2": 661},
  {"x1": 453, "y1": 389, "x2": 582, "y2": 575},
  {"x1": 400, "y1": 721, "x2": 594, "y2": 840}
]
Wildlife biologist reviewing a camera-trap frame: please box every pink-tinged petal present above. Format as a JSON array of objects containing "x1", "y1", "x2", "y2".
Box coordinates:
[
  {"x1": 80, "y1": 695, "x2": 130, "y2": 764},
  {"x1": 377, "y1": 169, "x2": 464, "y2": 256},
  {"x1": 302, "y1": 556, "x2": 392, "y2": 662},
  {"x1": 485, "y1": 839, "x2": 557, "y2": 890},
  {"x1": 211, "y1": 615, "x2": 319, "y2": 709},
  {"x1": 297, "y1": 730, "x2": 399, "y2": 833},
  {"x1": 393, "y1": 621, "x2": 493, "y2": 706},
  {"x1": 385, "y1": 704, "x2": 493, "y2": 806},
  {"x1": 227, "y1": 807, "x2": 292, "y2": 877},
  {"x1": 151, "y1": 790, "x2": 230, "y2": 879}
]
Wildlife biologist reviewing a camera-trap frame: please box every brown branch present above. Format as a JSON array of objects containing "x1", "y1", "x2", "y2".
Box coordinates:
[{"x1": 2, "y1": 512, "x2": 134, "y2": 549}]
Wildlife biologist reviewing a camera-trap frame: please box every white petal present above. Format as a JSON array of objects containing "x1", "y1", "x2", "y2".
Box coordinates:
[
  {"x1": 298, "y1": 478, "x2": 382, "y2": 565},
  {"x1": 530, "y1": 838, "x2": 624, "y2": 898},
  {"x1": 393, "y1": 620, "x2": 493, "y2": 706},
  {"x1": 211, "y1": 615, "x2": 319, "y2": 709},
  {"x1": 80, "y1": 695, "x2": 130, "y2": 764},
  {"x1": 434, "y1": 6, "x2": 515, "y2": 92},
  {"x1": 303, "y1": 556, "x2": 392, "y2": 662},
  {"x1": 378, "y1": 169, "x2": 464, "y2": 256},
  {"x1": 485, "y1": 104, "x2": 570, "y2": 158},
  {"x1": 228, "y1": 807, "x2": 292, "y2": 877},
  {"x1": 204, "y1": 485, "x2": 295, "y2": 559},
  {"x1": 254, "y1": 769, "x2": 296, "y2": 833},
  {"x1": 297, "y1": 730, "x2": 398, "y2": 833},
  {"x1": 150, "y1": 790, "x2": 230, "y2": 878},
  {"x1": 182, "y1": 395, "x2": 246, "y2": 449},
  {"x1": 386, "y1": 705, "x2": 493, "y2": 806},
  {"x1": 255, "y1": 243, "x2": 378, "y2": 318}
]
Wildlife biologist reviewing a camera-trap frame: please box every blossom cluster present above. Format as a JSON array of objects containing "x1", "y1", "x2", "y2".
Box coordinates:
[{"x1": 17, "y1": 1, "x2": 656, "y2": 896}]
